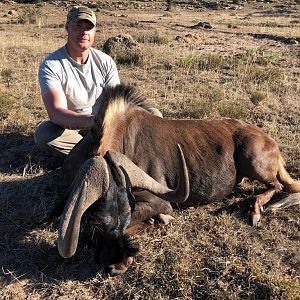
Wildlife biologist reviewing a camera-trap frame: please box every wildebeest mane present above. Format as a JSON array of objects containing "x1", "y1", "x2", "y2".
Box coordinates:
[
  {"x1": 96, "y1": 84, "x2": 151, "y2": 127},
  {"x1": 92, "y1": 84, "x2": 152, "y2": 149}
]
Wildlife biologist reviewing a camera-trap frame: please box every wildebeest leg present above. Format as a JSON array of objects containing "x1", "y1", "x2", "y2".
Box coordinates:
[
  {"x1": 107, "y1": 257, "x2": 134, "y2": 276},
  {"x1": 125, "y1": 191, "x2": 174, "y2": 235},
  {"x1": 158, "y1": 213, "x2": 175, "y2": 224},
  {"x1": 250, "y1": 182, "x2": 282, "y2": 226},
  {"x1": 234, "y1": 128, "x2": 284, "y2": 225},
  {"x1": 125, "y1": 214, "x2": 174, "y2": 236},
  {"x1": 131, "y1": 191, "x2": 173, "y2": 225}
]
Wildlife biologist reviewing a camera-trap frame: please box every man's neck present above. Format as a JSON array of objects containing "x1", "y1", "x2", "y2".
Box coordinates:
[{"x1": 66, "y1": 44, "x2": 90, "y2": 64}]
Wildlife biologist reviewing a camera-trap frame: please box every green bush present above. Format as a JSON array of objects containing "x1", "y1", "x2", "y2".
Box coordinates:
[
  {"x1": 244, "y1": 65, "x2": 282, "y2": 84},
  {"x1": 16, "y1": 8, "x2": 43, "y2": 25},
  {"x1": 0, "y1": 92, "x2": 14, "y2": 117},
  {"x1": 135, "y1": 31, "x2": 169, "y2": 45},
  {"x1": 179, "y1": 53, "x2": 227, "y2": 71},
  {"x1": 249, "y1": 91, "x2": 267, "y2": 106},
  {"x1": 1, "y1": 68, "x2": 13, "y2": 87},
  {"x1": 217, "y1": 101, "x2": 248, "y2": 119}
]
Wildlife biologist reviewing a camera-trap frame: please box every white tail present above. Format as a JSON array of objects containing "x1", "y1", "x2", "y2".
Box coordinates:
[{"x1": 271, "y1": 193, "x2": 300, "y2": 210}]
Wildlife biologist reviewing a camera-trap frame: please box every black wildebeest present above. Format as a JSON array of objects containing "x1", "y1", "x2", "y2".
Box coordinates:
[{"x1": 51, "y1": 84, "x2": 300, "y2": 275}]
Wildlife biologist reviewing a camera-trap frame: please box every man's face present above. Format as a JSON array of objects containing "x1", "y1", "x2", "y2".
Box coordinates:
[{"x1": 66, "y1": 19, "x2": 96, "y2": 51}]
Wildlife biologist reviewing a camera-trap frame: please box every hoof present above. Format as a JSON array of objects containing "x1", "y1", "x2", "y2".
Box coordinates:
[
  {"x1": 147, "y1": 218, "x2": 155, "y2": 225},
  {"x1": 107, "y1": 264, "x2": 127, "y2": 276},
  {"x1": 250, "y1": 214, "x2": 261, "y2": 227},
  {"x1": 107, "y1": 256, "x2": 134, "y2": 276},
  {"x1": 158, "y1": 214, "x2": 174, "y2": 225}
]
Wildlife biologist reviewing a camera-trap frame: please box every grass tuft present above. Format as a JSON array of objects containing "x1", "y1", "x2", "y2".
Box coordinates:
[
  {"x1": 0, "y1": 92, "x2": 14, "y2": 117},
  {"x1": 179, "y1": 53, "x2": 227, "y2": 71},
  {"x1": 249, "y1": 90, "x2": 267, "y2": 105},
  {"x1": 135, "y1": 31, "x2": 170, "y2": 45},
  {"x1": 242, "y1": 65, "x2": 283, "y2": 84},
  {"x1": 216, "y1": 100, "x2": 249, "y2": 119},
  {"x1": 1, "y1": 68, "x2": 13, "y2": 87}
]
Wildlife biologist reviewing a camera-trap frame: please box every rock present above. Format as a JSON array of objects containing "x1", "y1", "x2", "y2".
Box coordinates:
[
  {"x1": 164, "y1": 63, "x2": 173, "y2": 70},
  {"x1": 7, "y1": 10, "x2": 18, "y2": 17},
  {"x1": 228, "y1": 24, "x2": 238, "y2": 29},
  {"x1": 190, "y1": 22, "x2": 212, "y2": 29},
  {"x1": 103, "y1": 34, "x2": 138, "y2": 54},
  {"x1": 102, "y1": 34, "x2": 141, "y2": 65},
  {"x1": 175, "y1": 35, "x2": 184, "y2": 42}
]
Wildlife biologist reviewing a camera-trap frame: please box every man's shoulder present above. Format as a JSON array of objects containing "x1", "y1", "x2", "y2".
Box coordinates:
[
  {"x1": 90, "y1": 47, "x2": 114, "y2": 63},
  {"x1": 41, "y1": 46, "x2": 67, "y2": 66}
]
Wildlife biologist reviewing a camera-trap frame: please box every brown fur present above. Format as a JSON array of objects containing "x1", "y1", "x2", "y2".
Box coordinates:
[{"x1": 64, "y1": 84, "x2": 300, "y2": 227}]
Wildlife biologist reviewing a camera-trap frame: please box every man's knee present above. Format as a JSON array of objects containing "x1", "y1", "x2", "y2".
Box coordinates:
[
  {"x1": 34, "y1": 121, "x2": 82, "y2": 157},
  {"x1": 34, "y1": 121, "x2": 64, "y2": 148}
]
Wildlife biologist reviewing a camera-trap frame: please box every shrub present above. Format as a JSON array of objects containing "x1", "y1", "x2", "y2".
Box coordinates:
[
  {"x1": 135, "y1": 31, "x2": 169, "y2": 45},
  {"x1": 0, "y1": 92, "x2": 14, "y2": 117},
  {"x1": 116, "y1": 50, "x2": 142, "y2": 65},
  {"x1": 166, "y1": 0, "x2": 175, "y2": 11},
  {"x1": 179, "y1": 53, "x2": 227, "y2": 71},
  {"x1": 216, "y1": 101, "x2": 248, "y2": 119},
  {"x1": 16, "y1": 7, "x2": 43, "y2": 25},
  {"x1": 1, "y1": 68, "x2": 13, "y2": 87},
  {"x1": 249, "y1": 91, "x2": 267, "y2": 106},
  {"x1": 244, "y1": 65, "x2": 282, "y2": 84}
]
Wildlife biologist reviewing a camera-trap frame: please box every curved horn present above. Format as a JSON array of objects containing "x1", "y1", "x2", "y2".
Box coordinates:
[
  {"x1": 58, "y1": 157, "x2": 110, "y2": 258},
  {"x1": 104, "y1": 144, "x2": 189, "y2": 203}
]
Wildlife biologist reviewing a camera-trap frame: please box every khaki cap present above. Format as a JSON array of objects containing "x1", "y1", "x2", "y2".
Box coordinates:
[{"x1": 67, "y1": 6, "x2": 96, "y2": 26}]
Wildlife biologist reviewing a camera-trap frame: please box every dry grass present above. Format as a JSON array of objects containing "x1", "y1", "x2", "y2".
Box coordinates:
[{"x1": 0, "y1": 0, "x2": 299, "y2": 299}]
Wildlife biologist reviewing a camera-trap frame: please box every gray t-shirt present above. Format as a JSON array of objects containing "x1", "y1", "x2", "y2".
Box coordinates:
[{"x1": 39, "y1": 46, "x2": 120, "y2": 115}]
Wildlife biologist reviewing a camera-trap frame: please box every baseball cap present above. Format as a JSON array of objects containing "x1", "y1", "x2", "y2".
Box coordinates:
[{"x1": 67, "y1": 6, "x2": 96, "y2": 26}]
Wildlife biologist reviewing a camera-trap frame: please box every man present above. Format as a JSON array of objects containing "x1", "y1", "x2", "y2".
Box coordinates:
[{"x1": 34, "y1": 6, "x2": 120, "y2": 159}]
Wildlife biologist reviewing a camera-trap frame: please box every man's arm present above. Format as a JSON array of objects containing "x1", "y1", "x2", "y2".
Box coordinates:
[{"x1": 42, "y1": 88, "x2": 95, "y2": 129}]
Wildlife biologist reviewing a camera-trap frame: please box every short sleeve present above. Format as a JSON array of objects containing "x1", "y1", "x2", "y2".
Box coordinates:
[
  {"x1": 104, "y1": 58, "x2": 121, "y2": 88},
  {"x1": 38, "y1": 61, "x2": 63, "y2": 94}
]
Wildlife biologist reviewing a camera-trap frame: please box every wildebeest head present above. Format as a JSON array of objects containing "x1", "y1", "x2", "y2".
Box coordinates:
[
  {"x1": 81, "y1": 154, "x2": 138, "y2": 271},
  {"x1": 58, "y1": 145, "x2": 189, "y2": 275}
]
